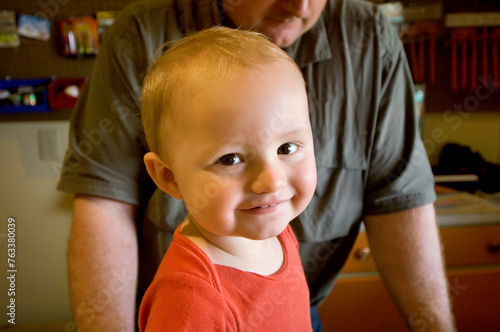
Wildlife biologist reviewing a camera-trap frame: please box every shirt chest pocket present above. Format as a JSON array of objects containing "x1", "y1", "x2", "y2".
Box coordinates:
[
  {"x1": 294, "y1": 99, "x2": 369, "y2": 242},
  {"x1": 310, "y1": 99, "x2": 368, "y2": 170}
]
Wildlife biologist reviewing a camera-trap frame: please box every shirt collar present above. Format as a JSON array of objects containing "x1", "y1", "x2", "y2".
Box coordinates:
[
  {"x1": 284, "y1": 15, "x2": 333, "y2": 68},
  {"x1": 216, "y1": 0, "x2": 235, "y2": 27}
]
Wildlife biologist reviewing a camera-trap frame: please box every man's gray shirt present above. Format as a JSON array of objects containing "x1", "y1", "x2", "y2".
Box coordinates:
[{"x1": 58, "y1": 0, "x2": 436, "y2": 306}]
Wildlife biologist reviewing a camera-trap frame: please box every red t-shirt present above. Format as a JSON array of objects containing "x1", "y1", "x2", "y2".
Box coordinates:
[{"x1": 139, "y1": 225, "x2": 312, "y2": 331}]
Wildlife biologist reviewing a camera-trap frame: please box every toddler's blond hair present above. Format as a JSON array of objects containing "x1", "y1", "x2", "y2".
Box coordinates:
[{"x1": 141, "y1": 26, "x2": 303, "y2": 155}]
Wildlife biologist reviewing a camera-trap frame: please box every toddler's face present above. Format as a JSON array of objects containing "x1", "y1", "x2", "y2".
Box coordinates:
[{"x1": 166, "y1": 64, "x2": 317, "y2": 241}]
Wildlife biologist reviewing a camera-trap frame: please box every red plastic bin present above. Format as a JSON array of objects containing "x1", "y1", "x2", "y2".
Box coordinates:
[{"x1": 47, "y1": 77, "x2": 86, "y2": 110}]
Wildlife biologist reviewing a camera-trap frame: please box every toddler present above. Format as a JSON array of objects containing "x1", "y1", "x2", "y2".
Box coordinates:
[{"x1": 139, "y1": 26, "x2": 317, "y2": 331}]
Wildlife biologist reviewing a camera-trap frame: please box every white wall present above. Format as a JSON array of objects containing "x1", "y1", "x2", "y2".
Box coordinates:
[{"x1": 0, "y1": 120, "x2": 73, "y2": 325}]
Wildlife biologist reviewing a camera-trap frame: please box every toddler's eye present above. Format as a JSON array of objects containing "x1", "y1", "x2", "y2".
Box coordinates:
[
  {"x1": 277, "y1": 143, "x2": 298, "y2": 155},
  {"x1": 217, "y1": 154, "x2": 241, "y2": 166}
]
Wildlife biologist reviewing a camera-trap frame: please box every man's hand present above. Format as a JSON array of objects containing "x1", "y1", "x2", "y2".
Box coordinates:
[
  {"x1": 68, "y1": 194, "x2": 139, "y2": 332},
  {"x1": 364, "y1": 204, "x2": 456, "y2": 331}
]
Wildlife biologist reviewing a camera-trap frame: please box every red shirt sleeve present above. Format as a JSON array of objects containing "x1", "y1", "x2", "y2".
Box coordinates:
[{"x1": 139, "y1": 271, "x2": 237, "y2": 331}]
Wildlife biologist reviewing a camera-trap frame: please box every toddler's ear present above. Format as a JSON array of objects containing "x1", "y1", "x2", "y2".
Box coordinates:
[{"x1": 143, "y1": 152, "x2": 182, "y2": 200}]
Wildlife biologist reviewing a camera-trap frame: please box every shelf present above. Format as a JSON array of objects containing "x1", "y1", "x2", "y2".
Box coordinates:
[
  {"x1": 0, "y1": 109, "x2": 72, "y2": 122},
  {"x1": 0, "y1": 0, "x2": 137, "y2": 122}
]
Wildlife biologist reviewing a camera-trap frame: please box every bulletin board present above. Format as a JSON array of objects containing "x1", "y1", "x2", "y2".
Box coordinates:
[{"x1": 0, "y1": 0, "x2": 136, "y2": 80}]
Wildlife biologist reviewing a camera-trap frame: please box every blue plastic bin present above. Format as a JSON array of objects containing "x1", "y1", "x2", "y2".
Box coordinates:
[{"x1": 0, "y1": 78, "x2": 52, "y2": 114}]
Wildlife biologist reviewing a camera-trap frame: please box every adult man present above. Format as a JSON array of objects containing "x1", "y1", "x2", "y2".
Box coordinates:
[{"x1": 58, "y1": 0, "x2": 455, "y2": 331}]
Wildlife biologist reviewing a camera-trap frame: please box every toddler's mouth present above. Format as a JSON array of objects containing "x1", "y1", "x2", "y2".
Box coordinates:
[{"x1": 252, "y1": 203, "x2": 279, "y2": 209}]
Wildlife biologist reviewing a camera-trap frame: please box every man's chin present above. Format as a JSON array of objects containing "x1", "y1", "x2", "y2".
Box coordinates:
[
  {"x1": 261, "y1": 26, "x2": 303, "y2": 48},
  {"x1": 270, "y1": 33, "x2": 301, "y2": 48}
]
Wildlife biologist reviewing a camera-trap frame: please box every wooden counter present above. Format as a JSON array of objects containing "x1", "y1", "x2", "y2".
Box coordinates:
[{"x1": 318, "y1": 192, "x2": 500, "y2": 331}]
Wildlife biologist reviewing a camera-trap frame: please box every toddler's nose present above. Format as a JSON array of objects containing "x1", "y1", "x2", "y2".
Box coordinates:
[{"x1": 251, "y1": 162, "x2": 287, "y2": 194}]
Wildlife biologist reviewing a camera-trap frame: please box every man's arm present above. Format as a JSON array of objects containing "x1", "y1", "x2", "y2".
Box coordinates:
[
  {"x1": 68, "y1": 194, "x2": 139, "y2": 332},
  {"x1": 363, "y1": 204, "x2": 456, "y2": 331}
]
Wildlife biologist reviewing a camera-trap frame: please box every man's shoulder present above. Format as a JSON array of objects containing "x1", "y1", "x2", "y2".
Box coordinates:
[
  {"x1": 121, "y1": 0, "x2": 176, "y2": 16},
  {"x1": 104, "y1": 0, "x2": 218, "y2": 49},
  {"x1": 106, "y1": 0, "x2": 177, "y2": 39}
]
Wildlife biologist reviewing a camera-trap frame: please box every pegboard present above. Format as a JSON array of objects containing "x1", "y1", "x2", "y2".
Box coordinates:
[
  {"x1": 1, "y1": 0, "x2": 499, "y2": 113},
  {"x1": 418, "y1": 39, "x2": 500, "y2": 113},
  {"x1": 0, "y1": 0, "x2": 136, "y2": 80}
]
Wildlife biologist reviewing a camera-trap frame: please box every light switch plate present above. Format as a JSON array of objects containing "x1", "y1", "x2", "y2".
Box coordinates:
[{"x1": 37, "y1": 128, "x2": 59, "y2": 161}]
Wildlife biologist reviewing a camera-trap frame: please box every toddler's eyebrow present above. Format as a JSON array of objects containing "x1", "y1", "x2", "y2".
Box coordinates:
[
  {"x1": 271, "y1": 128, "x2": 312, "y2": 142},
  {"x1": 214, "y1": 128, "x2": 311, "y2": 147}
]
